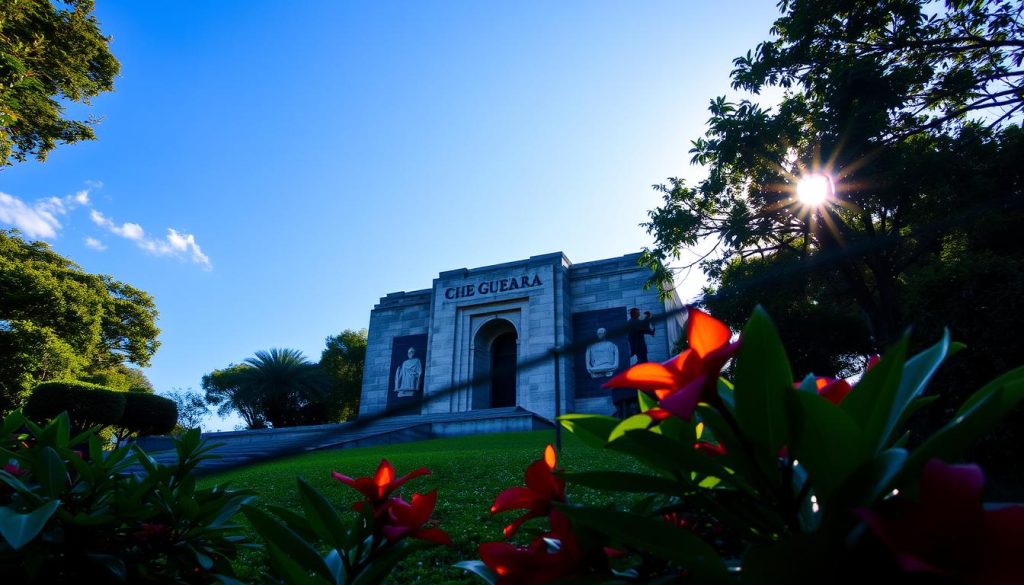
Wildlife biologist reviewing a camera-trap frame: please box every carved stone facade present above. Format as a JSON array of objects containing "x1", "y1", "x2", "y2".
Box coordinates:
[{"x1": 359, "y1": 252, "x2": 685, "y2": 421}]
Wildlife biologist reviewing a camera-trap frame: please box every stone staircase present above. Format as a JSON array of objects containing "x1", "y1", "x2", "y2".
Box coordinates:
[{"x1": 129, "y1": 407, "x2": 550, "y2": 476}]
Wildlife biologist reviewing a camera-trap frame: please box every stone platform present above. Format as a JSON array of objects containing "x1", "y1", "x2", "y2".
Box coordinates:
[{"x1": 130, "y1": 406, "x2": 551, "y2": 476}]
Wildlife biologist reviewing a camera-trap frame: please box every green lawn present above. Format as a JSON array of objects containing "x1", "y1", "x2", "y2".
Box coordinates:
[{"x1": 200, "y1": 430, "x2": 639, "y2": 584}]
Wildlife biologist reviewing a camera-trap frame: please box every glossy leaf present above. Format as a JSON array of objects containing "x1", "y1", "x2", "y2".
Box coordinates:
[
  {"x1": 0, "y1": 499, "x2": 60, "y2": 550},
  {"x1": 734, "y1": 306, "x2": 793, "y2": 454},
  {"x1": 840, "y1": 335, "x2": 908, "y2": 452},
  {"x1": 298, "y1": 477, "x2": 351, "y2": 551},
  {"x1": 788, "y1": 392, "x2": 867, "y2": 503},
  {"x1": 558, "y1": 414, "x2": 617, "y2": 448},
  {"x1": 561, "y1": 506, "x2": 729, "y2": 583},
  {"x1": 242, "y1": 504, "x2": 334, "y2": 583},
  {"x1": 454, "y1": 560, "x2": 499, "y2": 585}
]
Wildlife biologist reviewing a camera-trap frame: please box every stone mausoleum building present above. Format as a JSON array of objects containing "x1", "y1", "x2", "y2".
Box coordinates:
[{"x1": 359, "y1": 252, "x2": 686, "y2": 423}]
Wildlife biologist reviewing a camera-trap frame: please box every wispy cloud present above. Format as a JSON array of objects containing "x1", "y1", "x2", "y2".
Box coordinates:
[
  {"x1": 0, "y1": 186, "x2": 212, "y2": 270},
  {"x1": 0, "y1": 190, "x2": 90, "y2": 238},
  {"x1": 93, "y1": 210, "x2": 212, "y2": 270},
  {"x1": 84, "y1": 237, "x2": 107, "y2": 251}
]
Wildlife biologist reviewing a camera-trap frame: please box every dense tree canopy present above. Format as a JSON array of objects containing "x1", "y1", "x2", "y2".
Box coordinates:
[
  {"x1": 0, "y1": 229, "x2": 160, "y2": 413},
  {"x1": 644, "y1": 0, "x2": 1023, "y2": 349},
  {"x1": 320, "y1": 328, "x2": 367, "y2": 422},
  {"x1": 0, "y1": 0, "x2": 120, "y2": 167},
  {"x1": 643, "y1": 0, "x2": 1024, "y2": 489}
]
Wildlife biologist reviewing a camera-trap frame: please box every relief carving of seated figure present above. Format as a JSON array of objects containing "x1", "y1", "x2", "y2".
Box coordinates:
[{"x1": 586, "y1": 328, "x2": 619, "y2": 378}]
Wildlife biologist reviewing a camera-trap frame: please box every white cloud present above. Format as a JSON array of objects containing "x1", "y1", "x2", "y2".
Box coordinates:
[
  {"x1": 91, "y1": 209, "x2": 145, "y2": 241},
  {"x1": 74, "y1": 190, "x2": 90, "y2": 205},
  {"x1": 92, "y1": 209, "x2": 211, "y2": 269},
  {"x1": 84, "y1": 237, "x2": 107, "y2": 251},
  {"x1": 0, "y1": 192, "x2": 63, "y2": 238}
]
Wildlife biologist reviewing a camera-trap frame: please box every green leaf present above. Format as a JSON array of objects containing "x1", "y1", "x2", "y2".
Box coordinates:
[
  {"x1": 351, "y1": 540, "x2": 434, "y2": 585},
  {"x1": 900, "y1": 374, "x2": 1024, "y2": 485},
  {"x1": 734, "y1": 306, "x2": 793, "y2": 455},
  {"x1": 880, "y1": 330, "x2": 950, "y2": 447},
  {"x1": 608, "y1": 430, "x2": 728, "y2": 485},
  {"x1": 0, "y1": 499, "x2": 60, "y2": 550},
  {"x1": 561, "y1": 506, "x2": 728, "y2": 583},
  {"x1": 826, "y1": 449, "x2": 907, "y2": 516},
  {"x1": 266, "y1": 505, "x2": 319, "y2": 542},
  {"x1": 242, "y1": 504, "x2": 334, "y2": 583},
  {"x1": 609, "y1": 414, "x2": 653, "y2": 442},
  {"x1": 840, "y1": 335, "x2": 909, "y2": 452},
  {"x1": 561, "y1": 471, "x2": 690, "y2": 494},
  {"x1": 34, "y1": 447, "x2": 67, "y2": 498},
  {"x1": 558, "y1": 414, "x2": 618, "y2": 448},
  {"x1": 638, "y1": 389, "x2": 658, "y2": 412},
  {"x1": 788, "y1": 392, "x2": 867, "y2": 503},
  {"x1": 454, "y1": 560, "x2": 499, "y2": 584},
  {"x1": 265, "y1": 542, "x2": 332, "y2": 585},
  {"x1": 298, "y1": 477, "x2": 351, "y2": 551}
]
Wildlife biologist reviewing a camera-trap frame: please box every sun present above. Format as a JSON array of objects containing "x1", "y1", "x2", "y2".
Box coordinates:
[{"x1": 797, "y1": 174, "x2": 832, "y2": 206}]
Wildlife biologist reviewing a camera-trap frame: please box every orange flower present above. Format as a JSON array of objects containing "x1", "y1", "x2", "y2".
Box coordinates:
[
  {"x1": 490, "y1": 445, "x2": 565, "y2": 538},
  {"x1": 605, "y1": 308, "x2": 739, "y2": 420}
]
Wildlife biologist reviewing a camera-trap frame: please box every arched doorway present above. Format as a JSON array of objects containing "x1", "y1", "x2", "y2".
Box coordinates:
[
  {"x1": 491, "y1": 332, "x2": 517, "y2": 408},
  {"x1": 472, "y1": 319, "x2": 518, "y2": 409}
]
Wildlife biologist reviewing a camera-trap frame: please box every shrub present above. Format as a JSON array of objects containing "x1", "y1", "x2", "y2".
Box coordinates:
[
  {"x1": 119, "y1": 392, "x2": 178, "y2": 436},
  {"x1": 0, "y1": 411, "x2": 253, "y2": 582},
  {"x1": 22, "y1": 380, "x2": 126, "y2": 430}
]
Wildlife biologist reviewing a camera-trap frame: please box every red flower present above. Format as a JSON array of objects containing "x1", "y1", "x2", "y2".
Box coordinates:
[
  {"x1": 694, "y1": 441, "x2": 727, "y2": 457},
  {"x1": 2, "y1": 463, "x2": 24, "y2": 477},
  {"x1": 793, "y1": 377, "x2": 853, "y2": 405},
  {"x1": 332, "y1": 459, "x2": 430, "y2": 507},
  {"x1": 490, "y1": 445, "x2": 565, "y2": 538},
  {"x1": 479, "y1": 510, "x2": 581, "y2": 585},
  {"x1": 604, "y1": 308, "x2": 739, "y2": 420},
  {"x1": 381, "y1": 490, "x2": 452, "y2": 545},
  {"x1": 859, "y1": 459, "x2": 1024, "y2": 582}
]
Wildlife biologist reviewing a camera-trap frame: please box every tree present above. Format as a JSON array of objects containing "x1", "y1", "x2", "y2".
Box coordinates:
[
  {"x1": 0, "y1": 0, "x2": 120, "y2": 167},
  {"x1": 202, "y1": 349, "x2": 329, "y2": 429},
  {"x1": 641, "y1": 0, "x2": 1024, "y2": 491},
  {"x1": 202, "y1": 363, "x2": 265, "y2": 429},
  {"x1": 166, "y1": 388, "x2": 209, "y2": 431},
  {"x1": 0, "y1": 229, "x2": 160, "y2": 413},
  {"x1": 643, "y1": 0, "x2": 1023, "y2": 350},
  {"x1": 320, "y1": 329, "x2": 367, "y2": 422}
]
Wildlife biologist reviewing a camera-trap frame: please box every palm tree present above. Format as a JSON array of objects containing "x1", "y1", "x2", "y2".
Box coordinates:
[{"x1": 229, "y1": 348, "x2": 329, "y2": 428}]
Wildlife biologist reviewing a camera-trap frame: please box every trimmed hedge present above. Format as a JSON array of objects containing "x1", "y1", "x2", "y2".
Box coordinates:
[
  {"x1": 24, "y1": 380, "x2": 126, "y2": 429},
  {"x1": 24, "y1": 382, "x2": 178, "y2": 437},
  {"x1": 119, "y1": 392, "x2": 178, "y2": 436}
]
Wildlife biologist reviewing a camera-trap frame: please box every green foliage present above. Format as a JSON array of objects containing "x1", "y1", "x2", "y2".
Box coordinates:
[
  {"x1": 0, "y1": 0, "x2": 120, "y2": 167},
  {"x1": 203, "y1": 348, "x2": 329, "y2": 429},
  {"x1": 0, "y1": 412, "x2": 254, "y2": 582},
  {"x1": 22, "y1": 380, "x2": 125, "y2": 430},
  {"x1": 544, "y1": 307, "x2": 1024, "y2": 582},
  {"x1": 115, "y1": 392, "x2": 178, "y2": 437},
  {"x1": 166, "y1": 388, "x2": 209, "y2": 431},
  {"x1": 0, "y1": 230, "x2": 160, "y2": 414},
  {"x1": 320, "y1": 329, "x2": 367, "y2": 422}
]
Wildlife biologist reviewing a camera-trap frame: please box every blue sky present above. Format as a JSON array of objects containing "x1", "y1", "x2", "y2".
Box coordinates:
[{"x1": 0, "y1": 1, "x2": 782, "y2": 430}]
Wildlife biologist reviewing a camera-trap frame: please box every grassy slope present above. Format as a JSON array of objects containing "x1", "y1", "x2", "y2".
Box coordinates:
[{"x1": 200, "y1": 430, "x2": 638, "y2": 584}]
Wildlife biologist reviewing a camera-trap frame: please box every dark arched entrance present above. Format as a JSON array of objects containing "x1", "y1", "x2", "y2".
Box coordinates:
[
  {"x1": 472, "y1": 318, "x2": 518, "y2": 409},
  {"x1": 491, "y1": 332, "x2": 517, "y2": 408}
]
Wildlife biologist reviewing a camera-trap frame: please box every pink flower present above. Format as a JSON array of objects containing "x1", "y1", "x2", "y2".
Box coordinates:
[{"x1": 859, "y1": 459, "x2": 1024, "y2": 582}]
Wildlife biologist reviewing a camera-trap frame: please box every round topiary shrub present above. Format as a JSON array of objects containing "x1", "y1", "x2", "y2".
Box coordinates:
[
  {"x1": 24, "y1": 380, "x2": 127, "y2": 430},
  {"x1": 119, "y1": 392, "x2": 178, "y2": 436}
]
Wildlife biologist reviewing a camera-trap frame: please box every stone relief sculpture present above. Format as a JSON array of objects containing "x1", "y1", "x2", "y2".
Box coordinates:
[
  {"x1": 585, "y1": 327, "x2": 619, "y2": 378},
  {"x1": 394, "y1": 347, "x2": 423, "y2": 397}
]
